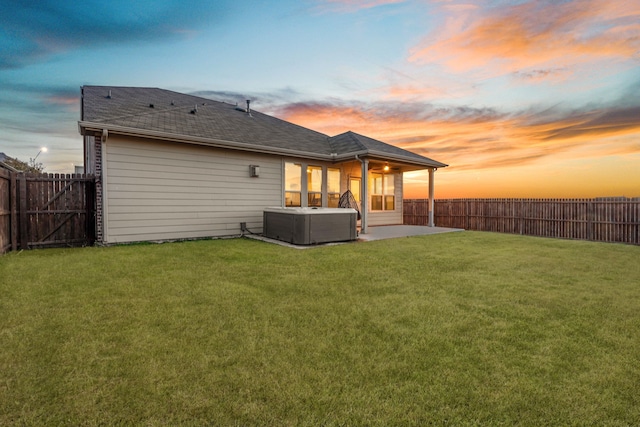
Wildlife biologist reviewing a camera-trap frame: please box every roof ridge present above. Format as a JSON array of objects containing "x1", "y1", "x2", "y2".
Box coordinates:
[
  {"x1": 345, "y1": 131, "x2": 367, "y2": 151},
  {"x1": 326, "y1": 134, "x2": 337, "y2": 153}
]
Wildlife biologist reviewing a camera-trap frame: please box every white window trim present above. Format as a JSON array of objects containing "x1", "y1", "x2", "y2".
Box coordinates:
[
  {"x1": 371, "y1": 172, "x2": 395, "y2": 211},
  {"x1": 283, "y1": 161, "x2": 341, "y2": 208}
]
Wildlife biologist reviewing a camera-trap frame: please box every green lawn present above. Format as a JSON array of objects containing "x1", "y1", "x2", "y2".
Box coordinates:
[{"x1": 1, "y1": 232, "x2": 639, "y2": 425}]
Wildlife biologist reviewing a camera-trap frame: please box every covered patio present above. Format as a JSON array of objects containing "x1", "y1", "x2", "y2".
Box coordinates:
[{"x1": 337, "y1": 151, "x2": 445, "y2": 234}]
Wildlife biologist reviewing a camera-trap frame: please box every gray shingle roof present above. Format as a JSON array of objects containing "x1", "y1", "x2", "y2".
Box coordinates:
[
  {"x1": 328, "y1": 131, "x2": 446, "y2": 167},
  {"x1": 80, "y1": 86, "x2": 446, "y2": 168}
]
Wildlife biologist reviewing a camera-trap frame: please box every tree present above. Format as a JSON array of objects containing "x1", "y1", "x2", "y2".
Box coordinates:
[{"x1": 2, "y1": 156, "x2": 45, "y2": 173}]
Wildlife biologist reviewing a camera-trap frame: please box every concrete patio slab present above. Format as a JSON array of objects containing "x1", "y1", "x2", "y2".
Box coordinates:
[
  {"x1": 357, "y1": 225, "x2": 464, "y2": 241},
  {"x1": 244, "y1": 225, "x2": 463, "y2": 248}
]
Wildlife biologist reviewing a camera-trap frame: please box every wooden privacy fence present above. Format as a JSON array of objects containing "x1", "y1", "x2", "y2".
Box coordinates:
[
  {"x1": 0, "y1": 170, "x2": 95, "y2": 254},
  {"x1": 0, "y1": 169, "x2": 11, "y2": 253},
  {"x1": 404, "y1": 198, "x2": 640, "y2": 245},
  {"x1": 403, "y1": 198, "x2": 430, "y2": 226}
]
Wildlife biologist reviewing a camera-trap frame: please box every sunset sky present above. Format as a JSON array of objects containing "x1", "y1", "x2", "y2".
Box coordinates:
[{"x1": 1, "y1": 0, "x2": 639, "y2": 198}]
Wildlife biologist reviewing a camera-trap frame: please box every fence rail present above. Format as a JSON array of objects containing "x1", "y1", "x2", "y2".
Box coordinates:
[
  {"x1": 0, "y1": 170, "x2": 95, "y2": 254},
  {"x1": 404, "y1": 198, "x2": 640, "y2": 245}
]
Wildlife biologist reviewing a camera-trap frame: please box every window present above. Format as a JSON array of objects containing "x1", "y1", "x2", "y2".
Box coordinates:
[
  {"x1": 284, "y1": 163, "x2": 341, "y2": 208},
  {"x1": 350, "y1": 178, "x2": 361, "y2": 203},
  {"x1": 327, "y1": 168, "x2": 341, "y2": 207},
  {"x1": 371, "y1": 173, "x2": 395, "y2": 211},
  {"x1": 285, "y1": 162, "x2": 301, "y2": 207},
  {"x1": 384, "y1": 174, "x2": 395, "y2": 210},
  {"x1": 307, "y1": 165, "x2": 322, "y2": 207}
]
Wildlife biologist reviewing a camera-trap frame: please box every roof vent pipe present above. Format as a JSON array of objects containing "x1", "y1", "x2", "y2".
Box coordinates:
[
  {"x1": 246, "y1": 100, "x2": 251, "y2": 115},
  {"x1": 107, "y1": 90, "x2": 112, "y2": 99}
]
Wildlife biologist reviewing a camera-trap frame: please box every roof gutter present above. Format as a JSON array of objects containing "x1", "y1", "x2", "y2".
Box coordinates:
[
  {"x1": 79, "y1": 121, "x2": 335, "y2": 162},
  {"x1": 335, "y1": 149, "x2": 447, "y2": 169},
  {"x1": 78, "y1": 121, "x2": 448, "y2": 168}
]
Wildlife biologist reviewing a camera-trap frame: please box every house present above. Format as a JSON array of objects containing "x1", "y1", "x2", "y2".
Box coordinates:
[
  {"x1": 0, "y1": 153, "x2": 18, "y2": 172},
  {"x1": 79, "y1": 86, "x2": 447, "y2": 244}
]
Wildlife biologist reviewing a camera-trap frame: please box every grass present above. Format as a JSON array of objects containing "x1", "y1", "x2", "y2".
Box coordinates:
[{"x1": 1, "y1": 231, "x2": 639, "y2": 425}]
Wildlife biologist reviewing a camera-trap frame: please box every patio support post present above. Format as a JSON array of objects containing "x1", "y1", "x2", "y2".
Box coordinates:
[
  {"x1": 428, "y1": 168, "x2": 435, "y2": 227},
  {"x1": 361, "y1": 159, "x2": 369, "y2": 234}
]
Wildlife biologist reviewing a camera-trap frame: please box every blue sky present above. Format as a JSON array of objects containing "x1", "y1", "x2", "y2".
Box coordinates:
[{"x1": 1, "y1": 0, "x2": 639, "y2": 197}]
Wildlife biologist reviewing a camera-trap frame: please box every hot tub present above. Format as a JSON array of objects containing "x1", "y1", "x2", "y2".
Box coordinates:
[{"x1": 263, "y1": 207, "x2": 358, "y2": 245}]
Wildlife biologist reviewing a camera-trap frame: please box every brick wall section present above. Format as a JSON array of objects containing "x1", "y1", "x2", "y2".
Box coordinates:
[{"x1": 94, "y1": 135, "x2": 103, "y2": 243}]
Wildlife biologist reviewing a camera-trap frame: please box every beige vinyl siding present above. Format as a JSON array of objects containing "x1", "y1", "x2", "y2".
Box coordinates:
[
  {"x1": 367, "y1": 173, "x2": 403, "y2": 226},
  {"x1": 103, "y1": 136, "x2": 281, "y2": 243}
]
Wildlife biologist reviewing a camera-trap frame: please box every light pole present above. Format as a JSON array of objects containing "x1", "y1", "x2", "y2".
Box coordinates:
[
  {"x1": 33, "y1": 147, "x2": 48, "y2": 162},
  {"x1": 30, "y1": 147, "x2": 47, "y2": 171}
]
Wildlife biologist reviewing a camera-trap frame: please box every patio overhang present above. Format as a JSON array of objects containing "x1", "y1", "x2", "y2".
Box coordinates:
[
  {"x1": 332, "y1": 151, "x2": 447, "y2": 171},
  {"x1": 334, "y1": 154, "x2": 446, "y2": 231}
]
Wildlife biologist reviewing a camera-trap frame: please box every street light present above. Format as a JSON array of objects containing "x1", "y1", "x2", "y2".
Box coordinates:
[
  {"x1": 29, "y1": 147, "x2": 48, "y2": 171},
  {"x1": 33, "y1": 147, "x2": 48, "y2": 162}
]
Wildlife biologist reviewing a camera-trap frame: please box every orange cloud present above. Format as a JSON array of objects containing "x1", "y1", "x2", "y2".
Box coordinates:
[
  {"x1": 409, "y1": 0, "x2": 640, "y2": 78},
  {"x1": 276, "y1": 99, "x2": 640, "y2": 174},
  {"x1": 44, "y1": 95, "x2": 80, "y2": 112},
  {"x1": 46, "y1": 95, "x2": 77, "y2": 106}
]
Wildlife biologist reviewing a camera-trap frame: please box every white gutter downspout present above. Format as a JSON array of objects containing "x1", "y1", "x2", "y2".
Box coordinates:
[
  {"x1": 101, "y1": 129, "x2": 109, "y2": 243},
  {"x1": 428, "y1": 167, "x2": 436, "y2": 227},
  {"x1": 355, "y1": 155, "x2": 368, "y2": 234}
]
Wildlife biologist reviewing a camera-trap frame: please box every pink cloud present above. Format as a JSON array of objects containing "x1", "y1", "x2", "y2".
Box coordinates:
[
  {"x1": 409, "y1": 0, "x2": 640, "y2": 79},
  {"x1": 44, "y1": 95, "x2": 80, "y2": 112},
  {"x1": 46, "y1": 95, "x2": 77, "y2": 106}
]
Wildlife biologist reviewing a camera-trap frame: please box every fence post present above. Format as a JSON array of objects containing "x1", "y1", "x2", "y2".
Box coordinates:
[
  {"x1": 587, "y1": 199, "x2": 595, "y2": 240},
  {"x1": 18, "y1": 173, "x2": 28, "y2": 249},
  {"x1": 637, "y1": 200, "x2": 639, "y2": 245},
  {"x1": 465, "y1": 199, "x2": 470, "y2": 230},
  {"x1": 9, "y1": 171, "x2": 17, "y2": 251},
  {"x1": 519, "y1": 199, "x2": 523, "y2": 235}
]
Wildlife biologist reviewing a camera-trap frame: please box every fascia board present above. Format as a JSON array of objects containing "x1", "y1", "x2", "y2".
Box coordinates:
[
  {"x1": 367, "y1": 150, "x2": 449, "y2": 168},
  {"x1": 333, "y1": 150, "x2": 448, "y2": 169},
  {"x1": 78, "y1": 121, "x2": 334, "y2": 162},
  {"x1": 78, "y1": 122, "x2": 449, "y2": 169}
]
